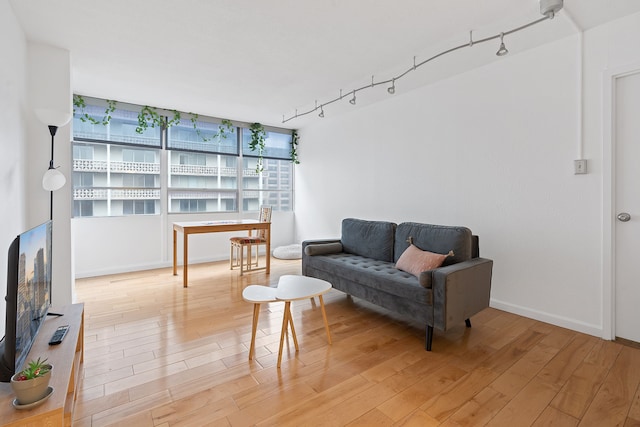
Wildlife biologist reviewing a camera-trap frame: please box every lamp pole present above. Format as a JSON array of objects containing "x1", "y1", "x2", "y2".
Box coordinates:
[{"x1": 47, "y1": 125, "x2": 58, "y2": 221}]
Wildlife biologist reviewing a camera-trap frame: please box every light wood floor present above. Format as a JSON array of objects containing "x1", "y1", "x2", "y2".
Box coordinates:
[{"x1": 73, "y1": 258, "x2": 640, "y2": 427}]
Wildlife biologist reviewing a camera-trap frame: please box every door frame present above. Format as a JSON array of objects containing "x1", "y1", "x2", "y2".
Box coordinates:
[{"x1": 602, "y1": 62, "x2": 640, "y2": 340}]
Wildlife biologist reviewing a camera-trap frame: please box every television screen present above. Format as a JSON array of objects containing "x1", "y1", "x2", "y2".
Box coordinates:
[
  {"x1": 0, "y1": 220, "x2": 52, "y2": 381},
  {"x1": 15, "y1": 221, "x2": 52, "y2": 367}
]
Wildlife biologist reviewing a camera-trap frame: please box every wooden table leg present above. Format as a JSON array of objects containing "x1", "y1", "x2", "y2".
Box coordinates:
[
  {"x1": 172, "y1": 228, "x2": 177, "y2": 276},
  {"x1": 277, "y1": 301, "x2": 291, "y2": 368},
  {"x1": 266, "y1": 224, "x2": 271, "y2": 274},
  {"x1": 249, "y1": 303, "x2": 260, "y2": 360},
  {"x1": 288, "y1": 309, "x2": 299, "y2": 351},
  {"x1": 319, "y1": 295, "x2": 332, "y2": 344},
  {"x1": 183, "y1": 232, "x2": 189, "y2": 288},
  {"x1": 239, "y1": 243, "x2": 244, "y2": 276}
]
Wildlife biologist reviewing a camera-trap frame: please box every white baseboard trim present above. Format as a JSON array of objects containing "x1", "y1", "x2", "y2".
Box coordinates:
[
  {"x1": 74, "y1": 255, "x2": 229, "y2": 279},
  {"x1": 490, "y1": 298, "x2": 605, "y2": 339}
]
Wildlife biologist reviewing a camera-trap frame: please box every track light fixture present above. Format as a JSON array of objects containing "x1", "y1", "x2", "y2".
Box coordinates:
[
  {"x1": 540, "y1": 0, "x2": 563, "y2": 19},
  {"x1": 282, "y1": 0, "x2": 563, "y2": 123},
  {"x1": 349, "y1": 91, "x2": 356, "y2": 105},
  {"x1": 496, "y1": 33, "x2": 508, "y2": 56}
]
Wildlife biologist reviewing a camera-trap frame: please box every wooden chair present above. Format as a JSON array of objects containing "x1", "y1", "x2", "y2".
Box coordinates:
[{"x1": 230, "y1": 206, "x2": 272, "y2": 275}]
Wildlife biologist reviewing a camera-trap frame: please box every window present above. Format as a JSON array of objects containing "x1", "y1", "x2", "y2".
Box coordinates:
[
  {"x1": 74, "y1": 102, "x2": 161, "y2": 147},
  {"x1": 167, "y1": 117, "x2": 239, "y2": 213},
  {"x1": 242, "y1": 158, "x2": 293, "y2": 211},
  {"x1": 241, "y1": 129, "x2": 293, "y2": 212},
  {"x1": 242, "y1": 128, "x2": 292, "y2": 160},
  {"x1": 72, "y1": 96, "x2": 295, "y2": 217},
  {"x1": 73, "y1": 200, "x2": 94, "y2": 217},
  {"x1": 72, "y1": 99, "x2": 162, "y2": 217},
  {"x1": 123, "y1": 200, "x2": 156, "y2": 215}
]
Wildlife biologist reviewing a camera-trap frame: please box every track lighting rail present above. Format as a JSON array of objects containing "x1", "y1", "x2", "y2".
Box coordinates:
[{"x1": 282, "y1": 14, "x2": 551, "y2": 123}]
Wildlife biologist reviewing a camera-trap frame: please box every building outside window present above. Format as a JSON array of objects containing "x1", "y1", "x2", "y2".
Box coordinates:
[
  {"x1": 167, "y1": 117, "x2": 239, "y2": 213},
  {"x1": 241, "y1": 128, "x2": 293, "y2": 212}
]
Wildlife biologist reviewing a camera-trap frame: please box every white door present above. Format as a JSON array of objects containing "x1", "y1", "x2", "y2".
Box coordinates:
[{"x1": 614, "y1": 71, "x2": 640, "y2": 343}]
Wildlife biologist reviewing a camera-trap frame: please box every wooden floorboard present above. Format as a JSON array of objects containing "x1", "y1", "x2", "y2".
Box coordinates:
[{"x1": 72, "y1": 258, "x2": 639, "y2": 426}]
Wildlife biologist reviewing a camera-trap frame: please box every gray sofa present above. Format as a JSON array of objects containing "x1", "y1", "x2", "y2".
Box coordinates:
[{"x1": 302, "y1": 218, "x2": 493, "y2": 351}]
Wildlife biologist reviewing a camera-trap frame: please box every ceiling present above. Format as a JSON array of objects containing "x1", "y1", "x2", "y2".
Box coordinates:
[{"x1": 9, "y1": 0, "x2": 640, "y2": 128}]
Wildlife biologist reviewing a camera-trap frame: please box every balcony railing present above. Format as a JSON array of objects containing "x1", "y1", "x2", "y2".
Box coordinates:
[
  {"x1": 74, "y1": 188, "x2": 160, "y2": 200},
  {"x1": 243, "y1": 169, "x2": 259, "y2": 178},
  {"x1": 111, "y1": 162, "x2": 160, "y2": 174},
  {"x1": 169, "y1": 164, "x2": 238, "y2": 176},
  {"x1": 73, "y1": 159, "x2": 108, "y2": 172},
  {"x1": 73, "y1": 160, "x2": 160, "y2": 174}
]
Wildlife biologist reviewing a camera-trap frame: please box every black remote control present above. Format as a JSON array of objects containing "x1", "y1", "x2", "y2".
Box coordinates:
[{"x1": 49, "y1": 325, "x2": 69, "y2": 345}]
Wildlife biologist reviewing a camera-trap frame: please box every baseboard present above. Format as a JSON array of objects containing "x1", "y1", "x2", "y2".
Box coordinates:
[
  {"x1": 74, "y1": 255, "x2": 229, "y2": 279},
  {"x1": 490, "y1": 298, "x2": 604, "y2": 338}
]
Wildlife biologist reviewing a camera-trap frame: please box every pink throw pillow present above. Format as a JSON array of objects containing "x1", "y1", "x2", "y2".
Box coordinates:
[{"x1": 395, "y1": 244, "x2": 453, "y2": 278}]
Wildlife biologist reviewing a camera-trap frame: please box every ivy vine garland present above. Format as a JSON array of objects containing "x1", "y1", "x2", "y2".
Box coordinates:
[
  {"x1": 136, "y1": 106, "x2": 181, "y2": 133},
  {"x1": 72, "y1": 95, "x2": 300, "y2": 167},
  {"x1": 73, "y1": 95, "x2": 116, "y2": 126},
  {"x1": 249, "y1": 123, "x2": 266, "y2": 173},
  {"x1": 290, "y1": 129, "x2": 300, "y2": 165},
  {"x1": 190, "y1": 114, "x2": 234, "y2": 142}
]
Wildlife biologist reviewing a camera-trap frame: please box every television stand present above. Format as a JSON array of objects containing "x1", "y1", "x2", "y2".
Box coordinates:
[{"x1": 0, "y1": 303, "x2": 84, "y2": 427}]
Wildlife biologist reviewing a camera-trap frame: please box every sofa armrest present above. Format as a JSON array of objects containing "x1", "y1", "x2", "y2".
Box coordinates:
[
  {"x1": 431, "y1": 257, "x2": 493, "y2": 331},
  {"x1": 302, "y1": 239, "x2": 341, "y2": 252},
  {"x1": 304, "y1": 242, "x2": 343, "y2": 256},
  {"x1": 302, "y1": 239, "x2": 341, "y2": 276}
]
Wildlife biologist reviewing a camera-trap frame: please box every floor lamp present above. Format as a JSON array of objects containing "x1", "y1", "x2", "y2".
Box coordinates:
[{"x1": 35, "y1": 109, "x2": 72, "y2": 221}]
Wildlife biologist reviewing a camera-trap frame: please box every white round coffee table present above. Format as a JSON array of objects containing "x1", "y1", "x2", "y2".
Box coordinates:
[{"x1": 275, "y1": 275, "x2": 332, "y2": 368}]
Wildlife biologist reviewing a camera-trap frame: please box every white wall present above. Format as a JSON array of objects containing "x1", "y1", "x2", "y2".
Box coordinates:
[
  {"x1": 0, "y1": 3, "x2": 73, "y2": 334},
  {"x1": 0, "y1": 0, "x2": 28, "y2": 335},
  {"x1": 294, "y1": 18, "x2": 630, "y2": 337},
  {"x1": 27, "y1": 43, "x2": 73, "y2": 308},
  {"x1": 73, "y1": 211, "x2": 295, "y2": 277}
]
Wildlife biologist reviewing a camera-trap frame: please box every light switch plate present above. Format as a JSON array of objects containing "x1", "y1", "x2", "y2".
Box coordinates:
[{"x1": 574, "y1": 159, "x2": 587, "y2": 174}]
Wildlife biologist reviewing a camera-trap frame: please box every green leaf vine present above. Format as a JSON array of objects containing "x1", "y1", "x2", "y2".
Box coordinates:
[
  {"x1": 249, "y1": 123, "x2": 267, "y2": 173},
  {"x1": 290, "y1": 129, "x2": 300, "y2": 165},
  {"x1": 74, "y1": 95, "x2": 182, "y2": 135},
  {"x1": 136, "y1": 106, "x2": 181, "y2": 133},
  {"x1": 72, "y1": 95, "x2": 301, "y2": 167},
  {"x1": 190, "y1": 115, "x2": 234, "y2": 142},
  {"x1": 73, "y1": 95, "x2": 116, "y2": 126}
]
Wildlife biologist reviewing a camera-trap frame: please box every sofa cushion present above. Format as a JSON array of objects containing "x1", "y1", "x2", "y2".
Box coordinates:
[
  {"x1": 394, "y1": 222, "x2": 472, "y2": 266},
  {"x1": 396, "y1": 244, "x2": 452, "y2": 278},
  {"x1": 341, "y1": 218, "x2": 396, "y2": 262},
  {"x1": 304, "y1": 252, "x2": 433, "y2": 301}
]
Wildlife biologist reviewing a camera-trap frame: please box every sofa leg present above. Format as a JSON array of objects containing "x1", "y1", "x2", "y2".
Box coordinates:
[
  {"x1": 426, "y1": 325, "x2": 433, "y2": 351},
  {"x1": 465, "y1": 318, "x2": 472, "y2": 328}
]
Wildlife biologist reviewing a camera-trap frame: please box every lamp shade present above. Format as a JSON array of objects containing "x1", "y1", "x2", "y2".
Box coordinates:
[
  {"x1": 35, "y1": 109, "x2": 72, "y2": 127},
  {"x1": 42, "y1": 168, "x2": 66, "y2": 191}
]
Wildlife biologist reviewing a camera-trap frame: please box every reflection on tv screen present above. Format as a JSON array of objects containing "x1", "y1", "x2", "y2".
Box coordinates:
[{"x1": 15, "y1": 222, "x2": 51, "y2": 367}]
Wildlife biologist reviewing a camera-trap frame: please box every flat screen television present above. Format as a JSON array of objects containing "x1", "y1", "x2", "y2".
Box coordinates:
[{"x1": 0, "y1": 220, "x2": 52, "y2": 382}]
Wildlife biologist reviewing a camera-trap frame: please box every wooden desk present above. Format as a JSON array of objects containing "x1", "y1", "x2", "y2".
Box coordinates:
[
  {"x1": 173, "y1": 220, "x2": 271, "y2": 287},
  {"x1": 0, "y1": 303, "x2": 84, "y2": 427}
]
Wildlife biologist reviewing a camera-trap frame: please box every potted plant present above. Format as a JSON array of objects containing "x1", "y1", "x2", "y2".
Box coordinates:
[{"x1": 10, "y1": 357, "x2": 53, "y2": 405}]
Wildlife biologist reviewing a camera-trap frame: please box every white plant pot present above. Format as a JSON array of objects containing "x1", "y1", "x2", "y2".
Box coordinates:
[{"x1": 10, "y1": 365, "x2": 53, "y2": 405}]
